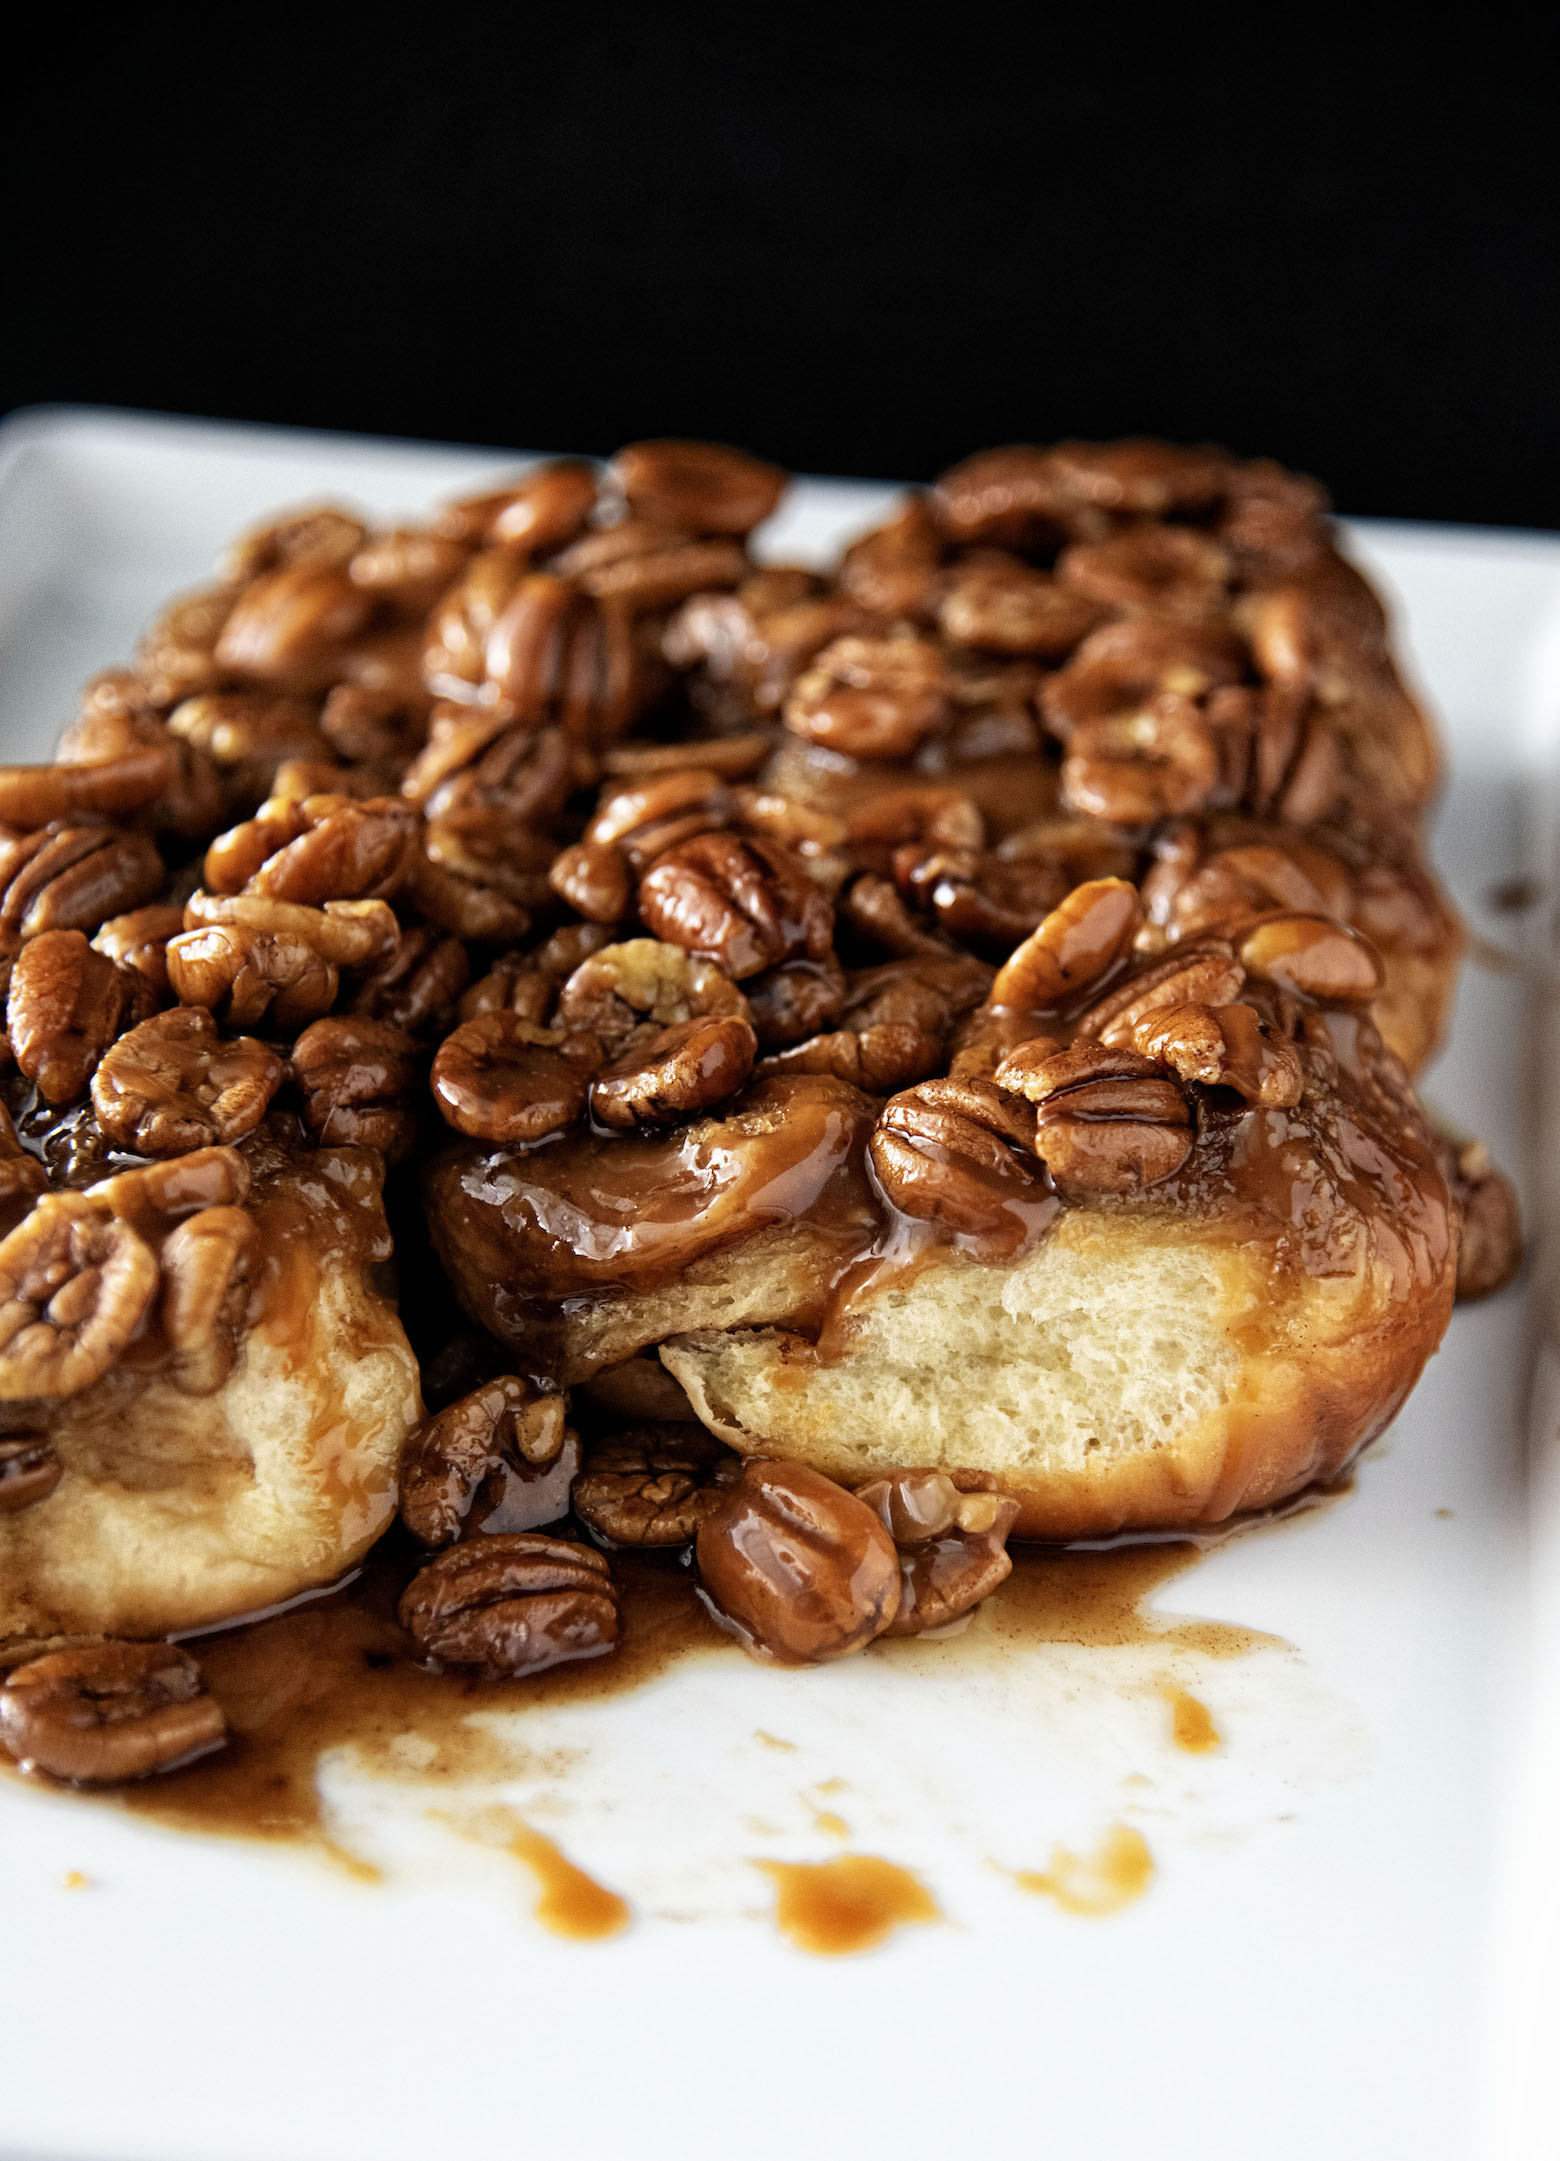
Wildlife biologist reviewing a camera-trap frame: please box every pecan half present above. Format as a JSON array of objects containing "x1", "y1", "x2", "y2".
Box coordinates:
[
  {"x1": 995, "y1": 1041, "x2": 1193, "y2": 1193},
  {"x1": 91, "y1": 1007, "x2": 284, "y2": 1156},
  {"x1": 758, "y1": 1020, "x2": 942, "y2": 1095},
  {"x1": 1062, "y1": 693, "x2": 1222, "y2": 824},
  {"x1": 857, "y1": 1471, "x2": 1019, "y2": 1635},
  {"x1": 933, "y1": 446, "x2": 1072, "y2": 548},
  {"x1": 1437, "y1": 1134, "x2": 1522, "y2": 1303},
  {"x1": 400, "y1": 1376, "x2": 576, "y2": 1548},
  {"x1": 829, "y1": 496, "x2": 944, "y2": 619},
  {"x1": 0, "y1": 823, "x2": 164, "y2": 939},
  {"x1": 553, "y1": 522, "x2": 749, "y2": 614},
  {"x1": 398, "y1": 1534, "x2": 620, "y2": 1677},
  {"x1": 214, "y1": 565, "x2": 372, "y2": 692},
  {"x1": 1130, "y1": 1000, "x2": 1303, "y2": 1107},
  {"x1": 553, "y1": 937, "x2": 751, "y2": 1057},
  {"x1": 987, "y1": 878, "x2": 1143, "y2": 1012},
  {"x1": 611, "y1": 439, "x2": 787, "y2": 535},
  {"x1": 784, "y1": 635, "x2": 950, "y2": 761},
  {"x1": 870, "y1": 1076, "x2": 1049, "y2": 1240},
  {"x1": 1057, "y1": 524, "x2": 1231, "y2": 617},
  {"x1": 589, "y1": 1014, "x2": 757, "y2": 1130},
  {"x1": 168, "y1": 895, "x2": 398, "y2": 1033},
  {"x1": 902, "y1": 849, "x2": 1068, "y2": 951},
  {"x1": 0, "y1": 1642, "x2": 226, "y2": 1783},
  {"x1": 1074, "y1": 938, "x2": 1246, "y2": 1047},
  {"x1": 349, "y1": 924, "x2": 470, "y2": 1037},
  {"x1": 91, "y1": 905, "x2": 186, "y2": 1002},
  {"x1": 209, "y1": 795, "x2": 418, "y2": 905},
  {"x1": 1041, "y1": 617, "x2": 1246, "y2": 739},
  {"x1": 696, "y1": 1460, "x2": 901, "y2": 1663},
  {"x1": 160, "y1": 1205, "x2": 257, "y2": 1395},
  {"x1": 0, "y1": 1194, "x2": 159, "y2": 1400},
  {"x1": 586, "y1": 768, "x2": 734, "y2": 871},
  {"x1": 430, "y1": 1012, "x2": 591, "y2": 1145},
  {"x1": 638, "y1": 831, "x2": 833, "y2": 981},
  {"x1": 1236, "y1": 913, "x2": 1384, "y2": 1003},
  {"x1": 939, "y1": 562, "x2": 1105, "y2": 657},
  {"x1": 437, "y1": 460, "x2": 598, "y2": 552},
  {"x1": 223, "y1": 504, "x2": 367, "y2": 581},
  {"x1": 87, "y1": 1146, "x2": 250, "y2": 1235},
  {"x1": 547, "y1": 841, "x2": 634, "y2": 925},
  {"x1": 744, "y1": 952, "x2": 847, "y2": 1048},
  {"x1": 290, "y1": 1015, "x2": 422, "y2": 1159},
  {"x1": 572, "y1": 1424, "x2": 738, "y2": 1547},
  {"x1": 8, "y1": 931, "x2": 148, "y2": 1105}
]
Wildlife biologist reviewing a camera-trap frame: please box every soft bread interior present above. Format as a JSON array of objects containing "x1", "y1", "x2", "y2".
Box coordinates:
[
  {"x1": 0, "y1": 1153, "x2": 422, "y2": 1640},
  {"x1": 662, "y1": 1208, "x2": 1439, "y2": 1539}
]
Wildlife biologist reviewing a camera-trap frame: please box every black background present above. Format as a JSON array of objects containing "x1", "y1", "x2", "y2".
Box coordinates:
[{"x1": 5, "y1": 19, "x2": 1558, "y2": 527}]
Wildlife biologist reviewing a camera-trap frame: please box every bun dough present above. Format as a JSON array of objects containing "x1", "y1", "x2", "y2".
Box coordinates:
[
  {"x1": 0, "y1": 1142, "x2": 422, "y2": 1639},
  {"x1": 662, "y1": 1206, "x2": 1451, "y2": 1540}
]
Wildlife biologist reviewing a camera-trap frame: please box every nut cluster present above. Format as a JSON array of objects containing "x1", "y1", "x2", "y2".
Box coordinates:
[{"x1": 0, "y1": 433, "x2": 1507, "y2": 1786}]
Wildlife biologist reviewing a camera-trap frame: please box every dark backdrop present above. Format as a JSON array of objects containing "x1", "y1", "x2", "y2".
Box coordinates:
[{"x1": 5, "y1": 19, "x2": 1558, "y2": 526}]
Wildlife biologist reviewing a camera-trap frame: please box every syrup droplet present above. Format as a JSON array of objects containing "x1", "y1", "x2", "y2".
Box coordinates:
[
  {"x1": 1015, "y1": 1823, "x2": 1155, "y2": 1916},
  {"x1": 1162, "y1": 1684, "x2": 1222, "y2": 1754},
  {"x1": 505, "y1": 1824, "x2": 631, "y2": 1941},
  {"x1": 758, "y1": 1854, "x2": 939, "y2": 1954}
]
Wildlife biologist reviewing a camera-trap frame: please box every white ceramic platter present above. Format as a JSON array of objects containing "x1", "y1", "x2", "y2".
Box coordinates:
[{"x1": 1, "y1": 410, "x2": 1557, "y2": 2161}]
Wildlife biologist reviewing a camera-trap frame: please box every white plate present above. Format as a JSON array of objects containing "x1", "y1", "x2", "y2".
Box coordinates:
[{"x1": 1, "y1": 408, "x2": 1557, "y2": 2161}]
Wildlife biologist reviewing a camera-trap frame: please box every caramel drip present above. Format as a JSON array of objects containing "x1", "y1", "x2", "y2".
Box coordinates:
[
  {"x1": 1014, "y1": 1823, "x2": 1156, "y2": 1915},
  {"x1": 757, "y1": 1854, "x2": 939, "y2": 1955},
  {"x1": 505, "y1": 1823, "x2": 631, "y2": 1940},
  {"x1": 1163, "y1": 1683, "x2": 1222, "y2": 1753}
]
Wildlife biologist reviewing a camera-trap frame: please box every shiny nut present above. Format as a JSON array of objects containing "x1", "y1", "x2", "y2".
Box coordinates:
[
  {"x1": 91, "y1": 1007, "x2": 284, "y2": 1156},
  {"x1": 0, "y1": 1195, "x2": 158, "y2": 1398},
  {"x1": 90, "y1": 905, "x2": 186, "y2": 1001},
  {"x1": 0, "y1": 1641, "x2": 226, "y2": 1783},
  {"x1": 553, "y1": 937, "x2": 750, "y2": 1057},
  {"x1": 938, "y1": 563, "x2": 1105, "y2": 657},
  {"x1": 758, "y1": 1020, "x2": 943, "y2": 1095},
  {"x1": 870, "y1": 1076, "x2": 1050, "y2": 1242},
  {"x1": 400, "y1": 1376, "x2": 576, "y2": 1548},
  {"x1": 398, "y1": 1534, "x2": 620, "y2": 1677},
  {"x1": 784, "y1": 635, "x2": 950, "y2": 761},
  {"x1": 695, "y1": 1460, "x2": 901, "y2": 1663},
  {"x1": 611, "y1": 439, "x2": 787, "y2": 535},
  {"x1": 159, "y1": 1205, "x2": 256, "y2": 1396},
  {"x1": 290, "y1": 1014, "x2": 422, "y2": 1159},
  {"x1": 572, "y1": 1424, "x2": 737, "y2": 1547},
  {"x1": 995, "y1": 1040, "x2": 1193, "y2": 1193},
  {"x1": 856, "y1": 1470, "x2": 1020, "y2": 1634},
  {"x1": 1236, "y1": 913, "x2": 1384, "y2": 1003},
  {"x1": 0, "y1": 824, "x2": 164, "y2": 940},
  {"x1": 1130, "y1": 1000, "x2": 1303, "y2": 1107},
  {"x1": 1075, "y1": 939, "x2": 1246, "y2": 1046},
  {"x1": 987, "y1": 878, "x2": 1143, "y2": 1011},
  {"x1": 7, "y1": 931, "x2": 146, "y2": 1106},
  {"x1": 638, "y1": 832, "x2": 834, "y2": 981},
  {"x1": 547, "y1": 841, "x2": 635, "y2": 924},
  {"x1": 431, "y1": 1012, "x2": 591, "y2": 1145},
  {"x1": 589, "y1": 1014, "x2": 757, "y2": 1130}
]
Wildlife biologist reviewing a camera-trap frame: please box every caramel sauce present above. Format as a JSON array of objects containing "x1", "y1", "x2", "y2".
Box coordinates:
[
  {"x1": 757, "y1": 1854, "x2": 940, "y2": 1955},
  {"x1": 1163, "y1": 1683, "x2": 1222, "y2": 1753},
  {"x1": 503, "y1": 1821, "x2": 631, "y2": 1940},
  {"x1": 1014, "y1": 1823, "x2": 1155, "y2": 1916},
  {"x1": 101, "y1": 1544, "x2": 726, "y2": 1853},
  {"x1": 1, "y1": 1534, "x2": 1267, "y2": 1861}
]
